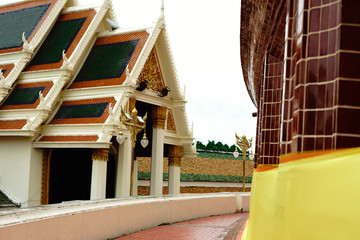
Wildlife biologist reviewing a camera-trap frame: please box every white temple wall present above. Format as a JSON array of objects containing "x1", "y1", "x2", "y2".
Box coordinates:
[
  {"x1": 0, "y1": 193, "x2": 242, "y2": 239},
  {"x1": 0, "y1": 137, "x2": 42, "y2": 207}
]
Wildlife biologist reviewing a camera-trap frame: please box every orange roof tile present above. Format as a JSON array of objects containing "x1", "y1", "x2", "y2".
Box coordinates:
[
  {"x1": 0, "y1": 119, "x2": 26, "y2": 129},
  {"x1": 0, "y1": 64, "x2": 15, "y2": 78},
  {"x1": 38, "y1": 135, "x2": 99, "y2": 142}
]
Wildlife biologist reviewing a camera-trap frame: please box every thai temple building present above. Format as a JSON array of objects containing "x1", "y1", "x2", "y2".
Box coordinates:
[
  {"x1": 0, "y1": 0, "x2": 196, "y2": 207},
  {"x1": 240, "y1": 0, "x2": 360, "y2": 165}
]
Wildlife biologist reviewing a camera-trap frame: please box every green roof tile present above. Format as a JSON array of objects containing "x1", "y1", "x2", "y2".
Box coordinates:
[
  {"x1": 0, "y1": 4, "x2": 50, "y2": 50},
  {"x1": 3, "y1": 86, "x2": 45, "y2": 106},
  {"x1": 53, "y1": 102, "x2": 108, "y2": 119},
  {"x1": 29, "y1": 17, "x2": 86, "y2": 65},
  {"x1": 74, "y1": 39, "x2": 139, "y2": 83}
]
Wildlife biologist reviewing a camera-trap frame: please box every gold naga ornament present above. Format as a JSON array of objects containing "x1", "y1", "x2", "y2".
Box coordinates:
[{"x1": 235, "y1": 133, "x2": 253, "y2": 192}]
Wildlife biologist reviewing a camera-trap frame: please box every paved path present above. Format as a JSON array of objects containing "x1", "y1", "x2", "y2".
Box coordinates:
[{"x1": 115, "y1": 212, "x2": 248, "y2": 240}]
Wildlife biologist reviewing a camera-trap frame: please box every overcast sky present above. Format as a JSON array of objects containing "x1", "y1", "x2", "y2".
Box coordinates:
[{"x1": 2, "y1": 0, "x2": 258, "y2": 147}]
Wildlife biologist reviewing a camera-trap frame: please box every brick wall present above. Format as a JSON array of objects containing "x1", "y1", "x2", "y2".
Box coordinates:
[{"x1": 137, "y1": 157, "x2": 254, "y2": 177}]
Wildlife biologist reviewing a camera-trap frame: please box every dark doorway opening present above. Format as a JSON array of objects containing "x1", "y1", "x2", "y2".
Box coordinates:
[
  {"x1": 106, "y1": 153, "x2": 116, "y2": 198},
  {"x1": 49, "y1": 149, "x2": 92, "y2": 204}
]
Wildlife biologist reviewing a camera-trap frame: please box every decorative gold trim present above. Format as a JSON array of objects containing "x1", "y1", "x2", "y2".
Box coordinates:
[
  {"x1": 121, "y1": 107, "x2": 147, "y2": 149},
  {"x1": 137, "y1": 48, "x2": 165, "y2": 92},
  {"x1": 41, "y1": 149, "x2": 52, "y2": 205},
  {"x1": 168, "y1": 145, "x2": 183, "y2": 167},
  {"x1": 92, "y1": 148, "x2": 109, "y2": 161},
  {"x1": 168, "y1": 157, "x2": 181, "y2": 167},
  {"x1": 166, "y1": 109, "x2": 176, "y2": 133},
  {"x1": 152, "y1": 106, "x2": 167, "y2": 129},
  {"x1": 128, "y1": 97, "x2": 136, "y2": 113}
]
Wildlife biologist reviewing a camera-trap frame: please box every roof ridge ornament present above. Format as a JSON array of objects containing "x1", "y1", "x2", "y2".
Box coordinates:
[
  {"x1": 106, "y1": 103, "x2": 116, "y2": 124},
  {"x1": 161, "y1": 0, "x2": 165, "y2": 16},
  {"x1": 22, "y1": 32, "x2": 34, "y2": 54},
  {"x1": 60, "y1": 50, "x2": 74, "y2": 70},
  {"x1": 37, "y1": 91, "x2": 50, "y2": 110},
  {"x1": 158, "y1": 0, "x2": 165, "y2": 23},
  {"x1": 37, "y1": 91, "x2": 45, "y2": 109},
  {"x1": 0, "y1": 68, "x2": 10, "y2": 89},
  {"x1": 124, "y1": 64, "x2": 132, "y2": 85},
  {"x1": 98, "y1": 125, "x2": 112, "y2": 142},
  {"x1": 0, "y1": 69, "x2": 4, "y2": 81},
  {"x1": 126, "y1": 64, "x2": 130, "y2": 79},
  {"x1": 23, "y1": 117, "x2": 34, "y2": 130},
  {"x1": 106, "y1": 18, "x2": 120, "y2": 31}
]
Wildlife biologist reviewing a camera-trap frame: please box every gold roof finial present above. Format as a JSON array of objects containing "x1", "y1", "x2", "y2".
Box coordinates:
[{"x1": 161, "y1": 0, "x2": 165, "y2": 16}]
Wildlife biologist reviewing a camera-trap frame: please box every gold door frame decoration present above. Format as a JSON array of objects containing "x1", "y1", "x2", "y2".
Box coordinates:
[{"x1": 41, "y1": 149, "x2": 52, "y2": 205}]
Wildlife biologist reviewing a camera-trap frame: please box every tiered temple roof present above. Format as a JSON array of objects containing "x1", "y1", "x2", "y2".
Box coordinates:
[{"x1": 0, "y1": 0, "x2": 195, "y2": 154}]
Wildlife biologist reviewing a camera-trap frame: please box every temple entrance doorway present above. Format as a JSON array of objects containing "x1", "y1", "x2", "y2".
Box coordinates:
[
  {"x1": 48, "y1": 149, "x2": 92, "y2": 204},
  {"x1": 106, "y1": 150, "x2": 116, "y2": 198}
]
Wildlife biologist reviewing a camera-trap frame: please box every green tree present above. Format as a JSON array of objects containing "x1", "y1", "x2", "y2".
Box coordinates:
[
  {"x1": 206, "y1": 140, "x2": 216, "y2": 151},
  {"x1": 196, "y1": 140, "x2": 242, "y2": 153},
  {"x1": 196, "y1": 141, "x2": 206, "y2": 150},
  {"x1": 215, "y1": 141, "x2": 224, "y2": 151}
]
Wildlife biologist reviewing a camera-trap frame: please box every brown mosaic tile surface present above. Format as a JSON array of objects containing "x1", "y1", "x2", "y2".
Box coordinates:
[
  {"x1": 240, "y1": 0, "x2": 286, "y2": 106},
  {"x1": 242, "y1": 0, "x2": 360, "y2": 166},
  {"x1": 280, "y1": 0, "x2": 356, "y2": 154},
  {"x1": 257, "y1": 54, "x2": 284, "y2": 165}
]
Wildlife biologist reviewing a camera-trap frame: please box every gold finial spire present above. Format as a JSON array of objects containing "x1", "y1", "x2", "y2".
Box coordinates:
[{"x1": 161, "y1": 0, "x2": 164, "y2": 16}]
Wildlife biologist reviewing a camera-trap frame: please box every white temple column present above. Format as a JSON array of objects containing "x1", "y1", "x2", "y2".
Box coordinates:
[
  {"x1": 132, "y1": 158, "x2": 138, "y2": 196},
  {"x1": 168, "y1": 145, "x2": 183, "y2": 196},
  {"x1": 90, "y1": 149, "x2": 109, "y2": 200},
  {"x1": 150, "y1": 106, "x2": 167, "y2": 196},
  {"x1": 115, "y1": 136, "x2": 132, "y2": 198}
]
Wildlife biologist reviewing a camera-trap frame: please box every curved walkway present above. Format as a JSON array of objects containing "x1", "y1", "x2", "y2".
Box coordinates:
[{"x1": 115, "y1": 212, "x2": 248, "y2": 240}]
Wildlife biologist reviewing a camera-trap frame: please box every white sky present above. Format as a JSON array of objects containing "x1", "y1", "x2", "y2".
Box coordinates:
[{"x1": 2, "y1": 0, "x2": 258, "y2": 147}]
